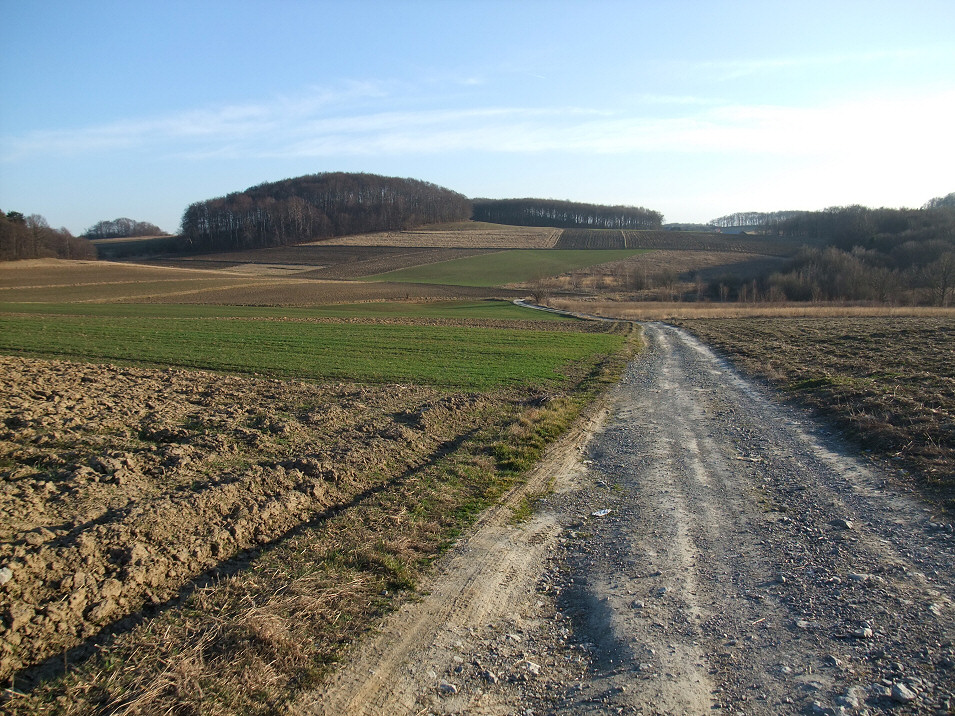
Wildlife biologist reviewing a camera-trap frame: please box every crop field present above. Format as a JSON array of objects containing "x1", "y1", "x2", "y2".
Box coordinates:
[
  {"x1": 555, "y1": 228, "x2": 800, "y2": 256},
  {"x1": 0, "y1": 309, "x2": 623, "y2": 390},
  {"x1": 674, "y1": 317, "x2": 955, "y2": 505},
  {"x1": 0, "y1": 259, "x2": 525, "y2": 304},
  {"x1": 0, "y1": 262, "x2": 634, "y2": 713},
  {"x1": 147, "y1": 245, "x2": 499, "y2": 280},
  {"x1": 0, "y1": 299, "x2": 572, "y2": 321},
  {"x1": 360, "y1": 248, "x2": 649, "y2": 287},
  {"x1": 319, "y1": 222, "x2": 561, "y2": 248}
]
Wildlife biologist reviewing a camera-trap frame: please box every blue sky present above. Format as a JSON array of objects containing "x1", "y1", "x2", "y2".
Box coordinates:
[{"x1": 2, "y1": 0, "x2": 953, "y2": 234}]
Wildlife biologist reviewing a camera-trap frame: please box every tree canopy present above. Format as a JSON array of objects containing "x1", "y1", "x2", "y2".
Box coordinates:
[
  {"x1": 178, "y1": 172, "x2": 471, "y2": 252},
  {"x1": 472, "y1": 198, "x2": 662, "y2": 230},
  {"x1": 0, "y1": 211, "x2": 96, "y2": 262},
  {"x1": 83, "y1": 217, "x2": 167, "y2": 240}
]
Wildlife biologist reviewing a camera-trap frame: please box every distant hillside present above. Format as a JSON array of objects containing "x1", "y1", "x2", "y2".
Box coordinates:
[
  {"x1": 178, "y1": 172, "x2": 471, "y2": 253},
  {"x1": 472, "y1": 198, "x2": 662, "y2": 230}
]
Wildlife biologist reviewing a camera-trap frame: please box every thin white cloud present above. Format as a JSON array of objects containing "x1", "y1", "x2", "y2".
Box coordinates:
[{"x1": 4, "y1": 81, "x2": 953, "y2": 176}]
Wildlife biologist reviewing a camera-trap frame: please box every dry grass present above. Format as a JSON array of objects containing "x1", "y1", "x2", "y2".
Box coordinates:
[{"x1": 545, "y1": 298, "x2": 955, "y2": 320}]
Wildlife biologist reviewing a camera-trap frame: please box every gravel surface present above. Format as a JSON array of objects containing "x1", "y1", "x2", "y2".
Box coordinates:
[{"x1": 300, "y1": 322, "x2": 955, "y2": 716}]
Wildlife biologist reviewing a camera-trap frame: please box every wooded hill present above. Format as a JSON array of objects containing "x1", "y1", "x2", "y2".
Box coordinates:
[
  {"x1": 472, "y1": 197, "x2": 662, "y2": 230},
  {"x1": 715, "y1": 196, "x2": 955, "y2": 305},
  {"x1": 0, "y1": 211, "x2": 96, "y2": 262},
  {"x1": 177, "y1": 172, "x2": 471, "y2": 252}
]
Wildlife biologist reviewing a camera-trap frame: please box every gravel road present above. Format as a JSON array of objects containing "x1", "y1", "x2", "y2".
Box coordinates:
[{"x1": 298, "y1": 323, "x2": 954, "y2": 716}]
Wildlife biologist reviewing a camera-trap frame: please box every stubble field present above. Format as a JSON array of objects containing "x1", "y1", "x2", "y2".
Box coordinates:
[{"x1": 674, "y1": 316, "x2": 955, "y2": 506}]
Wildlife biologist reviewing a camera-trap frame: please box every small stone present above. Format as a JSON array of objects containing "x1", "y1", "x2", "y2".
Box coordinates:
[
  {"x1": 631, "y1": 600, "x2": 645, "y2": 609},
  {"x1": 796, "y1": 619, "x2": 813, "y2": 630},
  {"x1": 851, "y1": 626, "x2": 873, "y2": 639},
  {"x1": 0, "y1": 567, "x2": 12, "y2": 586},
  {"x1": 438, "y1": 680, "x2": 458, "y2": 695},
  {"x1": 891, "y1": 682, "x2": 917, "y2": 703},
  {"x1": 832, "y1": 519, "x2": 854, "y2": 530},
  {"x1": 837, "y1": 686, "x2": 863, "y2": 709},
  {"x1": 482, "y1": 669, "x2": 499, "y2": 684},
  {"x1": 524, "y1": 661, "x2": 541, "y2": 676}
]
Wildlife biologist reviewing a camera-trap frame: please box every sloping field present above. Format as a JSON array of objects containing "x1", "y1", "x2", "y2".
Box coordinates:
[
  {"x1": 320, "y1": 223, "x2": 561, "y2": 248},
  {"x1": 360, "y1": 249, "x2": 649, "y2": 287},
  {"x1": 556, "y1": 228, "x2": 799, "y2": 256},
  {"x1": 0, "y1": 259, "x2": 523, "y2": 304},
  {"x1": 0, "y1": 259, "x2": 229, "y2": 288},
  {"x1": 145, "y1": 246, "x2": 499, "y2": 279}
]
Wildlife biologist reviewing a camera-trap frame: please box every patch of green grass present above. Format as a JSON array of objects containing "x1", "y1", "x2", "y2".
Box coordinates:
[
  {"x1": 0, "y1": 299, "x2": 571, "y2": 321},
  {"x1": 359, "y1": 249, "x2": 650, "y2": 287},
  {"x1": 0, "y1": 313, "x2": 625, "y2": 390}
]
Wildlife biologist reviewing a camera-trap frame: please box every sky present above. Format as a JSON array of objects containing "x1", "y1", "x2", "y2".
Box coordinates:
[{"x1": 1, "y1": 0, "x2": 954, "y2": 234}]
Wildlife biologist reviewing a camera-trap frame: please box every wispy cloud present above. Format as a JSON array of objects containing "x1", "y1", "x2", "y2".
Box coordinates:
[{"x1": 4, "y1": 81, "x2": 953, "y2": 172}]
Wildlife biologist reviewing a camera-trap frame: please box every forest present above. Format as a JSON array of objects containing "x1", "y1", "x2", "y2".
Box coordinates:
[
  {"x1": 83, "y1": 217, "x2": 168, "y2": 240},
  {"x1": 472, "y1": 198, "x2": 663, "y2": 230},
  {"x1": 177, "y1": 172, "x2": 471, "y2": 252},
  {"x1": 718, "y1": 196, "x2": 955, "y2": 305},
  {"x1": 0, "y1": 211, "x2": 96, "y2": 262}
]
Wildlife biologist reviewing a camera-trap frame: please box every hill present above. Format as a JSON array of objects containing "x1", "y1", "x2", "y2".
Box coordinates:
[{"x1": 178, "y1": 172, "x2": 471, "y2": 253}]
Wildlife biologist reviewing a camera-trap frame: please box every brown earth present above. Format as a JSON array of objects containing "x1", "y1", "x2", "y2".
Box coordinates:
[
  {"x1": 142, "y1": 246, "x2": 500, "y2": 279},
  {"x1": 317, "y1": 225, "x2": 561, "y2": 249},
  {"x1": 0, "y1": 259, "x2": 522, "y2": 304},
  {"x1": 0, "y1": 355, "x2": 495, "y2": 684}
]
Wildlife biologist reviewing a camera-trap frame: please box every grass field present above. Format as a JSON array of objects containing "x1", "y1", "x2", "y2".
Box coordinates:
[
  {"x1": 360, "y1": 248, "x2": 649, "y2": 286},
  {"x1": 0, "y1": 299, "x2": 569, "y2": 321},
  {"x1": 0, "y1": 304, "x2": 624, "y2": 390}
]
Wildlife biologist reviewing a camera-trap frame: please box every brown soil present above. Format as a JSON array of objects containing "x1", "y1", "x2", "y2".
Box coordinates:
[
  {"x1": 0, "y1": 355, "x2": 493, "y2": 683},
  {"x1": 318, "y1": 226, "x2": 561, "y2": 249}
]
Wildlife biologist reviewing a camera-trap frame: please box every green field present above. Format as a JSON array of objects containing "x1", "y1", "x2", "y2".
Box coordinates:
[
  {"x1": 0, "y1": 299, "x2": 568, "y2": 321},
  {"x1": 0, "y1": 304, "x2": 624, "y2": 389},
  {"x1": 360, "y1": 249, "x2": 649, "y2": 286}
]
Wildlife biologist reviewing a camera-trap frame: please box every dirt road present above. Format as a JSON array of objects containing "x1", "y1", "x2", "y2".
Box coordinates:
[{"x1": 296, "y1": 323, "x2": 955, "y2": 715}]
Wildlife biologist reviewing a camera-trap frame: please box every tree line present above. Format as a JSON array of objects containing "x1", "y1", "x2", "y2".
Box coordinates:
[
  {"x1": 83, "y1": 217, "x2": 168, "y2": 240},
  {"x1": 762, "y1": 200, "x2": 955, "y2": 305},
  {"x1": 708, "y1": 210, "x2": 805, "y2": 228},
  {"x1": 472, "y1": 198, "x2": 662, "y2": 230},
  {"x1": 178, "y1": 172, "x2": 471, "y2": 252},
  {"x1": 0, "y1": 211, "x2": 96, "y2": 262}
]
